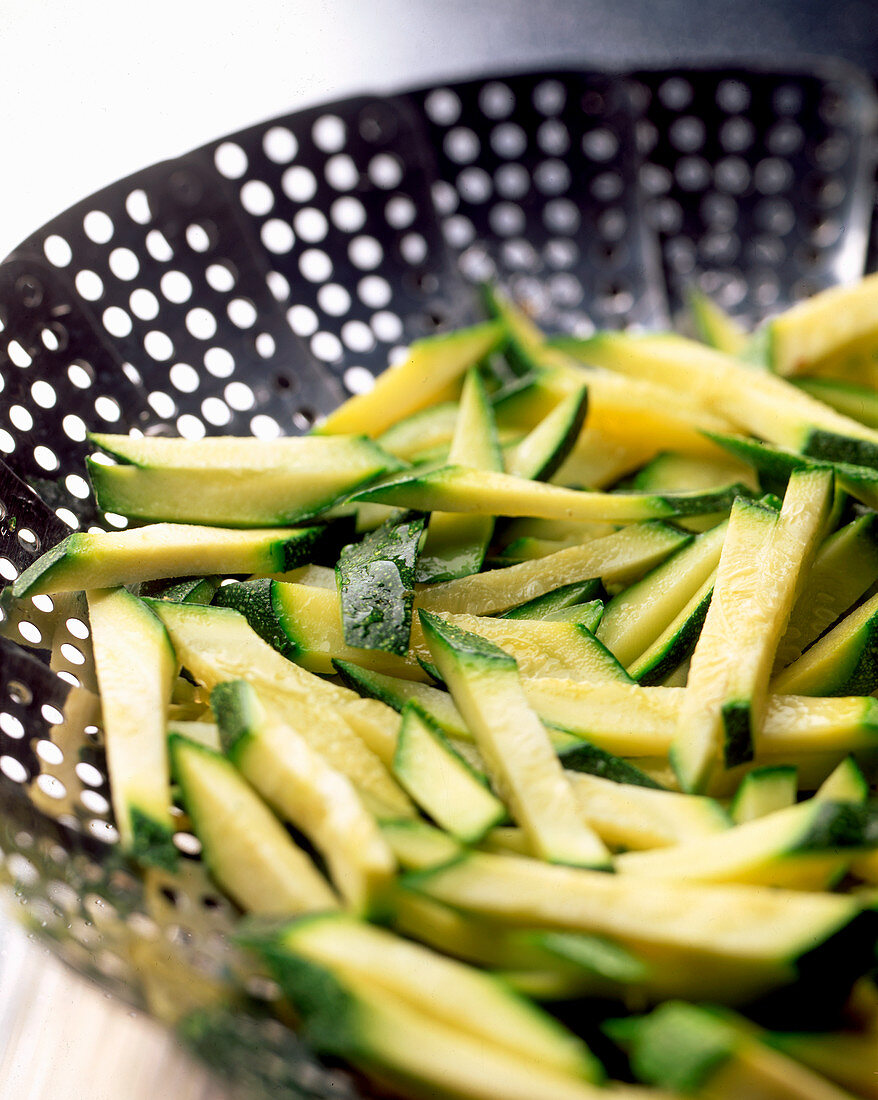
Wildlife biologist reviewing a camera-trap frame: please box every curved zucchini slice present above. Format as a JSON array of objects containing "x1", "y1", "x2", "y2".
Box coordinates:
[
  {"x1": 169, "y1": 733, "x2": 337, "y2": 915},
  {"x1": 87, "y1": 587, "x2": 176, "y2": 868}
]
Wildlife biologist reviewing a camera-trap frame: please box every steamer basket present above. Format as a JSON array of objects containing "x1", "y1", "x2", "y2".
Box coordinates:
[{"x1": 0, "y1": 64, "x2": 875, "y2": 1098}]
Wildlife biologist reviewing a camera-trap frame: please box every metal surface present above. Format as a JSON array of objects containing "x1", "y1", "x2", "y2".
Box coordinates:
[{"x1": 0, "y1": 64, "x2": 876, "y2": 1098}]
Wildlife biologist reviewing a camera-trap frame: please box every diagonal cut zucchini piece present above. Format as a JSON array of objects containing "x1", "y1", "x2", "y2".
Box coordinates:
[
  {"x1": 393, "y1": 703, "x2": 506, "y2": 844},
  {"x1": 418, "y1": 368, "x2": 502, "y2": 582},
  {"x1": 352, "y1": 464, "x2": 748, "y2": 523},
  {"x1": 316, "y1": 320, "x2": 505, "y2": 437},
  {"x1": 416, "y1": 522, "x2": 690, "y2": 615},
  {"x1": 419, "y1": 611, "x2": 611, "y2": 869},
  {"x1": 672, "y1": 468, "x2": 833, "y2": 792},
  {"x1": 211, "y1": 680, "x2": 395, "y2": 915},
  {"x1": 12, "y1": 523, "x2": 332, "y2": 598},
  {"x1": 87, "y1": 434, "x2": 401, "y2": 526},
  {"x1": 87, "y1": 587, "x2": 176, "y2": 868},
  {"x1": 169, "y1": 733, "x2": 337, "y2": 915}
]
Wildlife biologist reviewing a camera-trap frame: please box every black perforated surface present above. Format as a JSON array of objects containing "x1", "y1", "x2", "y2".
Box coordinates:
[{"x1": 0, "y1": 64, "x2": 875, "y2": 1100}]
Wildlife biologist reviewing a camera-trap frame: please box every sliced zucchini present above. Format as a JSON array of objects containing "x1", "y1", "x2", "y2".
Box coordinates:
[
  {"x1": 687, "y1": 287, "x2": 750, "y2": 355},
  {"x1": 632, "y1": 450, "x2": 757, "y2": 494},
  {"x1": 393, "y1": 891, "x2": 648, "y2": 990},
  {"x1": 419, "y1": 611, "x2": 611, "y2": 869},
  {"x1": 393, "y1": 704, "x2": 505, "y2": 843},
  {"x1": 379, "y1": 818, "x2": 464, "y2": 871},
  {"x1": 336, "y1": 513, "x2": 424, "y2": 655},
  {"x1": 522, "y1": 677, "x2": 878, "y2": 762},
  {"x1": 418, "y1": 368, "x2": 503, "y2": 583},
  {"x1": 141, "y1": 575, "x2": 221, "y2": 605},
  {"x1": 406, "y1": 850, "x2": 874, "y2": 1006},
  {"x1": 775, "y1": 512, "x2": 878, "y2": 669},
  {"x1": 672, "y1": 470, "x2": 833, "y2": 793},
  {"x1": 731, "y1": 765, "x2": 798, "y2": 824},
  {"x1": 597, "y1": 520, "x2": 727, "y2": 666},
  {"x1": 376, "y1": 402, "x2": 460, "y2": 461},
  {"x1": 615, "y1": 798, "x2": 878, "y2": 889},
  {"x1": 769, "y1": 1029, "x2": 878, "y2": 1099},
  {"x1": 416, "y1": 521, "x2": 689, "y2": 616},
  {"x1": 168, "y1": 734, "x2": 337, "y2": 915},
  {"x1": 12, "y1": 523, "x2": 333, "y2": 598},
  {"x1": 815, "y1": 756, "x2": 869, "y2": 803},
  {"x1": 242, "y1": 911, "x2": 604, "y2": 1083},
  {"x1": 316, "y1": 320, "x2": 505, "y2": 436},
  {"x1": 505, "y1": 385, "x2": 589, "y2": 482},
  {"x1": 611, "y1": 1001, "x2": 854, "y2": 1099},
  {"x1": 558, "y1": 740, "x2": 666, "y2": 789},
  {"x1": 215, "y1": 579, "x2": 424, "y2": 679},
  {"x1": 501, "y1": 578, "x2": 605, "y2": 620},
  {"x1": 765, "y1": 270, "x2": 878, "y2": 378},
  {"x1": 707, "y1": 431, "x2": 878, "y2": 510},
  {"x1": 246, "y1": 954, "x2": 618, "y2": 1100},
  {"x1": 412, "y1": 611, "x2": 632, "y2": 684},
  {"x1": 332, "y1": 659, "x2": 469, "y2": 739},
  {"x1": 794, "y1": 377, "x2": 878, "y2": 430},
  {"x1": 87, "y1": 587, "x2": 176, "y2": 868},
  {"x1": 352, "y1": 464, "x2": 747, "y2": 523},
  {"x1": 210, "y1": 680, "x2": 395, "y2": 915},
  {"x1": 574, "y1": 332, "x2": 878, "y2": 466},
  {"x1": 566, "y1": 772, "x2": 731, "y2": 850},
  {"x1": 147, "y1": 600, "x2": 413, "y2": 817},
  {"x1": 87, "y1": 433, "x2": 401, "y2": 526},
  {"x1": 627, "y1": 571, "x2": 715, "y2": 687},
  {"x1": 770, "y1": 591, "x2": 878, "y2": 698}
]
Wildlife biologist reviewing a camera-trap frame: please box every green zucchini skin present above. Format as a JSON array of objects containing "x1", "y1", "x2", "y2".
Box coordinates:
[
  {"x1": 140, "y1": 575, "x2": 221, "y2": 604},
  {"x1": 771, "y1": 592, "x2": 878, "y2": 698},
  {"x1": 336, "y1": 514, "x2": 425, "y2": 655},
  {"x1": 629, "y1": 580, "x2": 713, "y2": 687},
  {"x1": 506, "y1": 385, "x2": 589, "y2": 483},
  {"x1": 707, "y1": 432, "x2": 878, "y2": 509},
  {"x1": 213, "y1": 578, "x2": 299, "y2": 661},
  {"x1": 393, "y1": 703, "x2": 506, "y2": 844},
  {"x1": 557, "y1": 741, "x2": 667, "y2": 790},
  {"x1": 802, "y1": 428, "x2": 878, "y2": 471},
  {"x1": 352, "y1": 464, "x2": 749, "y2": 522},
  {"x1": 501, "y1": 579, "x2": 607, "y2": 620}
]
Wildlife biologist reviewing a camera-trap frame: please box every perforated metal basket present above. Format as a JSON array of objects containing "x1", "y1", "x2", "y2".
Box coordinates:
[{"x1": 0, "y1": 63, "x2": 876, "y2": 1098}]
